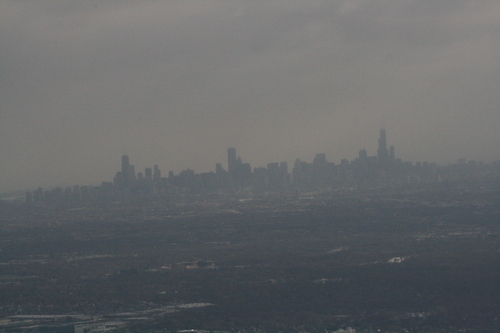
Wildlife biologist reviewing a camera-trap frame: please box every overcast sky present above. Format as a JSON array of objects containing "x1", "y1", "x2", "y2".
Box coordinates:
[{"x1": 1, "y1": 1, "x2": 500, "y2": 192}]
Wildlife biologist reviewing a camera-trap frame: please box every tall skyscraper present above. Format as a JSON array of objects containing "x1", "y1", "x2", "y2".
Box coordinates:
[
  {"x1": 279, "y1": 162, "x2": 289, "y2": 187},
  {"x1": 377, "y1": 129, "x2": 389, "y2": 161},
  {"x1": 145, "y1": 167, "x2": 153, "y2": 181},
  {"x1": 153, "y1": 164, "x2": 161, "y2": 181},
  {"x1": 128, "y1": 165, "x2": 136, "y2": 183},
  {"x1": 227, "y1": 147, "x2": 237, "y2": 175}
]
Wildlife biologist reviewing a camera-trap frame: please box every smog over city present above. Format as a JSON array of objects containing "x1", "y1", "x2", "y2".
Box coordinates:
[{"x1": 1, "y1": 1, "x2": 499, "y2": 333}]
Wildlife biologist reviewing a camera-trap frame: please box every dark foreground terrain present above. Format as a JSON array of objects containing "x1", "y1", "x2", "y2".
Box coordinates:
[{"x1": 1, "y1": 186, "x2": 499, "y2": 332}]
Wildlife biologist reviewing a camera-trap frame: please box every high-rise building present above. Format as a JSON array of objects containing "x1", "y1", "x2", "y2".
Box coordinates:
[
  {"x1": 313, "y1": 153, "x2": 326, "y2": 166},
  {"x1": 359, "y1": 149, "x2": 368, "y2": 159},
  {"x1": 145, "y1": 167, "x2": 152, "y2": 181},
  {"x1": 313, "y1": 153, "x2": 329, "y2": 185},
  {"x1": 267, "y1": 162, "x2": 280, "y2": 187},
  {"x1": 128, "y1": 165, "x2": 136, "y2": 183},
  {"x1": 377, "y1": 129, "x2": 389, "y2": 161},
  {"x1": 216, "y1": 163, "x2": 225, "y2": 175},
  {"x1": 227, "y1": 147, "x2": 236, "y2": 175},
  {"x1": 279, "y1": 162, "x2": 289, "y2": 187},
  {"x1": 292, "y1": 158, "x2": 302, "y2": 184},
  {"x1": 153, "y1": 164, "x2": 161, "y2": 181}
]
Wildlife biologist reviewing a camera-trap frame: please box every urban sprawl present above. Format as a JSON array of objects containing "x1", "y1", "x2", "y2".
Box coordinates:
[{"x1": 24, "y1": 130, "x2": 498, "y2": 205}]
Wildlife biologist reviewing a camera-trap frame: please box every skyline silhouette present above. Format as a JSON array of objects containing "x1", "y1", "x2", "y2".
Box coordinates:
[{"x1": 17, "y1": 129, "x2": 499, "y2": 203}]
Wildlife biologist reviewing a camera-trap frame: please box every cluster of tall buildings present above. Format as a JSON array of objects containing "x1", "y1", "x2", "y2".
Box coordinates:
[
  {"x1": 110, "y1": 129, "x2": 438, "y2": 194},
  {"x1": 114, "y1": 155, "x2": 161, "y2": 189},
  {"x1": 25, "y1": 130, "x2": 495, "y2": 205}
]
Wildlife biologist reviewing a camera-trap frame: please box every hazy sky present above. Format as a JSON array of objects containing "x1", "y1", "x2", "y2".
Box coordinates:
[{"x1": 1, "y1": 1, "x2": 500, "y2": 192}]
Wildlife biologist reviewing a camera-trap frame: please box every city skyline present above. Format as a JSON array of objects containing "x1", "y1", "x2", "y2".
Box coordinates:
[
  {"x1": 2, "y1": 1, "x2": 500, "y2": 192},
  {"x1": 13, "y1": 129, "x2": 496, "y2": 196}
]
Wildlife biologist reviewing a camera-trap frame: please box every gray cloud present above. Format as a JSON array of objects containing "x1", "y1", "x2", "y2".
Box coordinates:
[{"x1": 1, "y1": 0, "x2": 499, "y2": 191}]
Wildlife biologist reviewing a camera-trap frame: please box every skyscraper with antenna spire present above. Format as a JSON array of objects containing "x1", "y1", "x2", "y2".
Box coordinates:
[{"x1": 377, "y1": 129, "x2": 389, "y2": 162}]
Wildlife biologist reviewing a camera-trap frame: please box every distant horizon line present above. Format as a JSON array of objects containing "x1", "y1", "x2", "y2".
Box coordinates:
[
  {"x1": 2, "y1": 130, "x2": 498, "y2": 194},
  {"x1": 3, "y1": 156, "x2": 498, "y2": 196}
]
